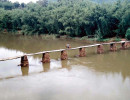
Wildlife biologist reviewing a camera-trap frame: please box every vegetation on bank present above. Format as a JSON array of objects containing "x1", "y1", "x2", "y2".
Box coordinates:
[
  {"x1": 126, "y1": 28, "x2": 130, "y2": 40},
  {"x1": 0, "y1": 0, "x2": 130, "y2": 40}
]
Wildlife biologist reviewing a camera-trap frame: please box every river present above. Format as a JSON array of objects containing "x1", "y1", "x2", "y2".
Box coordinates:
[{"x1": 0, "y1": 34, "x2": 130, "y2": 100}]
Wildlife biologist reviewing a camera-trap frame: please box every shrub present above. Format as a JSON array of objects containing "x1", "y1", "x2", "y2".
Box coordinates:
[{"x1": 126, "y1": 28, "x2": 130, "y2": 40}]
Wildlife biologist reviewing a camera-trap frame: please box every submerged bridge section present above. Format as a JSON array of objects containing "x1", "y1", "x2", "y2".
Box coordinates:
[{"x1": 0, "y1": 41, "x2": 130, "y2": 67}]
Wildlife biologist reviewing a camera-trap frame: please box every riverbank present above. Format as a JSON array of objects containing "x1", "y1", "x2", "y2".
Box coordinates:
[{"x1": 0, "y1": 32, "x2": 128, "y2": 44}]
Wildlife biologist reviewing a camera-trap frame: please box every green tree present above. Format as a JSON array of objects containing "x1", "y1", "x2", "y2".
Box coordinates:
[
  {"x1": 126, "y1": 28, "x2": 130, "y2": 40},
  {"x1": 37, "y1": 0, "x2": 48, "y2": 7},
  {"x1": 13, "y1": 2, "x2": 20, "y2": 8}
]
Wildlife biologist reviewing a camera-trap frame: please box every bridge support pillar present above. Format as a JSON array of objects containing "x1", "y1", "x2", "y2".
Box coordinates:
[
  {"x1": 79, "y1": 48, "x2": 86, "y2": 57},
  {"x1": 42, "y1": 53, "x2": 50, "y2": 63},
  {"x1": 121, "y1": 42, "x2": 128, "y2": 50},
  {"x1": 21, "y1": 55, "x2": 29, "y2": 67},
  {"x1": 110, "y1": 43, "x2": 117, "y2": 51},
  {"x1": 128, "y1": 42, "x2": 130, "y2": 48},
  {"x1": 61, "y1": 50, "x2": 68, "y2": 60},
  {"x1": 97, "y1": 45, "x2": 104, "y2": 54}
]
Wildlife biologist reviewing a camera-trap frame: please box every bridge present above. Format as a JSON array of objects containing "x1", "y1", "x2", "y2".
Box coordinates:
[{"x1": 0, "y1": 41, "x2": 130, "y2": 67}]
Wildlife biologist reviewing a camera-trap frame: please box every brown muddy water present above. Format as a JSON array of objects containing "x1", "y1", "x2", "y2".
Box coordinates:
[{"x1": 0, "y1": 34, "x2": 130, "y2": 100}]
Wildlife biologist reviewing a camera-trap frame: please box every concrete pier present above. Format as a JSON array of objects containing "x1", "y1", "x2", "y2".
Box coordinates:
[
  {"x1": 21, "y1": 55, "x2": 29, "y2": 67},
  {"x1": 79, "y1": 48, "x2": 86, "y2": 57},
  {"x1": 42, "y1": 53, "x2": 50, "y2": 63},
  {"x1": 61, "y1": 50, "x2": 68, "y2": 60},
  {"x1": 121, "y1": 42, "x2": 129, "y2": 50},
  {"x1": 97, "y1": 45, "x2": 104, "y2": 54},
  {"x1": 110, "y1": 43, "x2": 117, "y2": 51}
]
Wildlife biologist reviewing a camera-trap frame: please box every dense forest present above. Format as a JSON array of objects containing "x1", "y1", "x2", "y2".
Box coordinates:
[{"x1": 0, "y1": 0, "x2": 130, "y2": 39}]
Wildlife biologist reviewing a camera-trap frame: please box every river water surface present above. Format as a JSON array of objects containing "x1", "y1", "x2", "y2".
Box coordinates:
[{"x1": 0, "y1": 34, "x2": 130, "y2": 100}]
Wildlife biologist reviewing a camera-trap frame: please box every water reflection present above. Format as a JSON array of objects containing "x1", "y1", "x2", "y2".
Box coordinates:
[
  {"x1": 21, "y1": 67, "x2": 29, "y2": 76},
  {"x1": 61, "y1": 60, "x2": 67, "y2": 68},
  {"x1": 42, "y1": 63, "x2": 50, "y2": 72}
]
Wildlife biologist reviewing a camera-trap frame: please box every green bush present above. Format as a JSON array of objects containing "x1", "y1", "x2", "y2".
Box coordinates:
[
  {"x1": 97, "y1": 38, "x2": 110, "y2": 42},
  {"x1": 126, "y1": 28, "x2": 130, "y2": 40},
  {"x1": 113, "y1": 38, "x2": 121, "y2": 42}
]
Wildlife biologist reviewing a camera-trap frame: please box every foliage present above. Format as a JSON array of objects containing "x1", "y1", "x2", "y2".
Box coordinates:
[
  {"x1": 0, "y1": 0, "x2": 129, "y2": 39},
  {"x1": 126, "y1": 28, "x2": 130, "y2": 40}
]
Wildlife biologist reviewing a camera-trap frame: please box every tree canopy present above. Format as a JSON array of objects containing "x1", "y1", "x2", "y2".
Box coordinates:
[{"x1": 0, "y1": 0, "x2": 129, "y2": 38}]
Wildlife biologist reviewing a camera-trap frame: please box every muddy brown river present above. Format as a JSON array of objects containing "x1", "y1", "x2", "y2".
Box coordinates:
[{"x1": 0, "y1": 34, "x2": 130, "y2": 100}]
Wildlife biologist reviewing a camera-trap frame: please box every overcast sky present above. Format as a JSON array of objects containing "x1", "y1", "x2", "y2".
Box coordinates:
[{"x1": 9, "y1": 0, "x2": 38, "y2": 4}]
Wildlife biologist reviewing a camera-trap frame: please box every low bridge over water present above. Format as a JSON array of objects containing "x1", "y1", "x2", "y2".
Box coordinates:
[{"x1": 0, "y1": 41, "x2": 130, "y2": 67}]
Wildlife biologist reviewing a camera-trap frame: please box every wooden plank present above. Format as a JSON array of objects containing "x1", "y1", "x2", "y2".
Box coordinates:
[
  {"x1": 0, "y1": 41, "x2": 129, "y2": 61},
  {"x1": 0, "y1": 55, "x2": 23, "y2": 61},
  {"x1": 102, "y1": 41, "x2": 129, "y2": 45}
]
